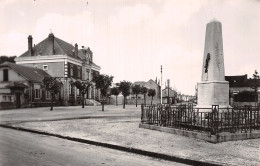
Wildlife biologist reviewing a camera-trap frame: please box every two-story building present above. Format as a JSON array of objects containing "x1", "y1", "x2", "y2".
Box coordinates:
[{"x1": 15, "y1": 33, "x2": 101, "y2": 105}]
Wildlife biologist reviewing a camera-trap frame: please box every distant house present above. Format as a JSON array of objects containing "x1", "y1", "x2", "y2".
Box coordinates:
[
  {"x1": 0, "y1": 62, "x2": 50, "y2": 109},
  {"x1": 15, "y1": 33, "x2": 101, "y2": 105},
  {"x1": 225, "y1": 74, "x2": 260, "y2": 106},
  {"x1": 162, "y1": 87, "x2": 177, "y2": 104},
  {"x1": 132, "y1": 79, "x2": 161, "y2": 99}
]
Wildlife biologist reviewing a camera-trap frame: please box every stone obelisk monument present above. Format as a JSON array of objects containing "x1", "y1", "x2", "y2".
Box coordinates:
[{"x1": 197, "y1": 19, "x2": 230, "y2": 109}]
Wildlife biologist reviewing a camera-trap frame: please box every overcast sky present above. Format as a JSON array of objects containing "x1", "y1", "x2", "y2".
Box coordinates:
[{"x1": 0, "y1": 0, "x2": 259, "y2": 95}]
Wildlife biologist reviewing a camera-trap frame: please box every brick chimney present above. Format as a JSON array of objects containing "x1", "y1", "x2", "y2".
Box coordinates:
[
  {"x1": 28, "y1": 35, "x2": 33, "y2": 56},
  {"x1": 48, "y1": 33, "x2": 55, "y2": 55},
  {"x1": 75, "y1": 43, "x2": 78, "y2": 57}
]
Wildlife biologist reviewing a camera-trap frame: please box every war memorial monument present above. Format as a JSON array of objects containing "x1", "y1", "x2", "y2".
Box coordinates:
[
  {"x1": 197, "y1": 19, "x2": 230, "y2": 109},
  {"x1": 140, "y1": 19, "x2": 260, "y2": 143}
]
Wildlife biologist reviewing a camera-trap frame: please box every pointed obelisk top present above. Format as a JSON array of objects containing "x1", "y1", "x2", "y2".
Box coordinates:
[
  {"x1": 209, "y1": 18, "x2": 220, "y2": 23},
  {"x1": 201, "y1": 19, "x2": 225, "y2": 82}
]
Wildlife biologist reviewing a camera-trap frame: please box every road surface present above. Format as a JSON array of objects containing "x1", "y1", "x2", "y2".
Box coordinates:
[{"x1": 0, "y1": 127, "x2": 186, "y2": 166}]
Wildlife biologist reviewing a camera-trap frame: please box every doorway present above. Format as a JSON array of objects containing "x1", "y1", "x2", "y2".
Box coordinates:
[{"x1": 16, "y1": 93, "x2": 21, "y2": 108}]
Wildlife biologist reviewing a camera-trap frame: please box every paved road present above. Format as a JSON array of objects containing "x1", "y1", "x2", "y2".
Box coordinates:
[
  {"x1": 0, "y1": 105, "x2": 141, "y2": 124},
  {"x1": 0, "y1": 127, "x2": 186, "y2": 166}
]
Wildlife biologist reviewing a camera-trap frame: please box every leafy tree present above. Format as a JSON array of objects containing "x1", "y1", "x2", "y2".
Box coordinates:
[
  {"x1": 234, "y1": 91, "x2": 256, "y2": 102},
  {"x1": 111, "y1": 87, "x2": 120, "y2": 105},
  {"x1": 116, "y1": 81, "x2": 132, "y2": 109},
  {"x1": 140, "y1": 86, "x2": 148, "y2": 106},
  {"x1": 250, "y1": 70, "x2": 260, "y2": 106},
  {"x1": 132, "y1": 84, "x2": 142, "y2": 107},
  {"x1": 93, "y1": 74, "x2": 113, "y2": 111},
  {"x1": 73, "y1": 80, "x2": 92, "y2": 108},
  {"x1": 148, "y1": 89, "x2": 156, "y2": 105},
  {"x1": 0, "y1": 56, "x2": 16, "y2": 64},
  {"x1": 42, "y1": 77, "x2": 63, "y2": 111}
]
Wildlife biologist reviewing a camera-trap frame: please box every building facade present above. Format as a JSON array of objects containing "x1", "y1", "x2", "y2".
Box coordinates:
[
  {"x1": 0, "y1": 62, "x2": 50, "y2": 109},
  {"x1": 225, "y1": 75, "x2": 260, "y2": 106},
  {"x1": 15, "y1": 33, "x2": 101, "y2": 105},
  {"x1": 162, "y1": 87, "x2": 177, "y2": 104}
]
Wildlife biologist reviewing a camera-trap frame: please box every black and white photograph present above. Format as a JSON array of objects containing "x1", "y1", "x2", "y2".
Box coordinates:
[{"x1": 0, "y1": 0, "x2": 259, "y2": 165}]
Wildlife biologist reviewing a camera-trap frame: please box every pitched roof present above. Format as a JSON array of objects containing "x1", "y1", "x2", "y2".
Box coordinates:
[
  {"x1": 6, "y1": 82, "x2": 28, "y2": 88},
  {"x1": 133, "y1": 81, "x2": 147, "y2": 86},
  {"x1": 18, "y1": 33, "x2": 100, "y2": 70},
  {"x1": 225, "y1": 75, "x2": 260, "y2": 87},
  {"x1": 147, "y1": 79, "x2": 159, "y2": 85},
  {"x1": 20, "y1": 34, "x2": 76, "y2": 58},
  {"x1": 225, "y1": 75, "x2": 248, "y2": 87},
  {"x1": 133, "y1": 79, "x2": 161, "y2": 86},
  {"x1": 0, "y1": 62, "x2": 50, "y2": 82},
  {"x1": 77, "y1": 48, "x2": 100, "y2": 69}
]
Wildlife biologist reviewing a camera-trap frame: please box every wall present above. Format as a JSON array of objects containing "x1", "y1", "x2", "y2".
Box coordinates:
[
  {"x1": 146, "y1": 80, "x2": 161, "y2": 99},
  {"x1": 108, "y1": 95, "x2": 161, "y2": 105},
  {"x1": 22, "y1": 62, "x2": 64, "y2": 77},
  {"x1": 162, "y1": 89, "x2": 176, "y2": 98},
  {"x1": 67, "y1": 62, "x2": 82, "y2": 79}
]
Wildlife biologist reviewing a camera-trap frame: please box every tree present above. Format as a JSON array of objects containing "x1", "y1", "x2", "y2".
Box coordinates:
[
  {"x1": 73, "y1": 80, "x2": 92, "y2": 108},
  {"x1": 93, "y1": 74, "x2": 113, "y2": 111},
  {"x1": 42, "y1": 77, "x2": 63, "y2": 111},
  {"x1": 0, "y1": 56, "x2": 16, "y2": 64},
  {"x1": 140, "y1": 86, "x2": 148, "y2": 106},
  {"x1": 116, "y1": 81, "x2": 132, "y2": 109},
  {"x1": 250, "y1": 70, "x2": 260, "y2": 107},
  {"x1": 132, "y1": 84, "x2": 142, "y2": 107},
  {"x1": 148, "y1": 89, "x2": 156, "y2": 105},
  {"x1": 111, "y1": 87, "x2": 120, "y2": 105}
]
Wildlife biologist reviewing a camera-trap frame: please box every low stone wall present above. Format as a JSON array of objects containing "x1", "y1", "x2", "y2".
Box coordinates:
[
  {"x1": 126, "y1": 98, "x2": 161, "y2": 105},
  {"x1": 139, "y1": 123, "x2": 260, "y2": 143},
  {"x1": 0, "y1": 102, "x2": 16, "y2": 110},
  {"x1": 31, "y1": 102, "x2": 59, "y2": 108},
  {"x1": 107, "y1": 97, "x2": 161, "y2": 105}
]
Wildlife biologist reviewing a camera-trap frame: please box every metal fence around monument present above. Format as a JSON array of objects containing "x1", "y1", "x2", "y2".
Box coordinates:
[{"x1": 141, "y1": 104, "x2": 260, "y2": 135}]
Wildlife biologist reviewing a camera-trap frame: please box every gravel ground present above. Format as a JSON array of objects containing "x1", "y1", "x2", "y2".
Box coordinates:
[{"x1": 13, "y1": 118, "x2": 260, "y2": 166}]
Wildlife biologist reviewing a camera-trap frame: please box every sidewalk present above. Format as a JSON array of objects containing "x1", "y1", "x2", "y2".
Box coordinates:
[{"x1": 1, "y1": 105, "x2": 259, "y2": 166}]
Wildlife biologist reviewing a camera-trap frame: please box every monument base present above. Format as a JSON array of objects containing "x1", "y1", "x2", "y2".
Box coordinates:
[
  {"x1": 197, "y1": 81, "x2": 230, "y2": 112},
  {"x1": 194, "y1": 105, "x2": 232, "y2": 113}
]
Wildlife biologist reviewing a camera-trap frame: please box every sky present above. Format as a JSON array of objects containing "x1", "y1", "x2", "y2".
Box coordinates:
[{"x1": 0, "y1": 0, "x2": 259, "y2": 95}]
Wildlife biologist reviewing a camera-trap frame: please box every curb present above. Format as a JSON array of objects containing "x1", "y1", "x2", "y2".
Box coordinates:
[
  {"x1": 2, "y1": 115, "x2": 137, "y2": 124},
  {"x1": 0, "y1": 124, "x2": 221, "y2": 166}
]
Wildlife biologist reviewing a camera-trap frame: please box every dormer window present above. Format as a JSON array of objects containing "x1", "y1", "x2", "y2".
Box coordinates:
[{"x1": 86, "y1": 53, "x2": 90, "y2": 59}]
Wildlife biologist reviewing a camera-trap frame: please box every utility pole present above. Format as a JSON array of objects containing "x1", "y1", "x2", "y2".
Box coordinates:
[
  {"x1": 160, "y1": 65, "x2": 162, "y2": 104},
  {"x1": 167, "y1": 79, "x2": 170, "y2": 104}
]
